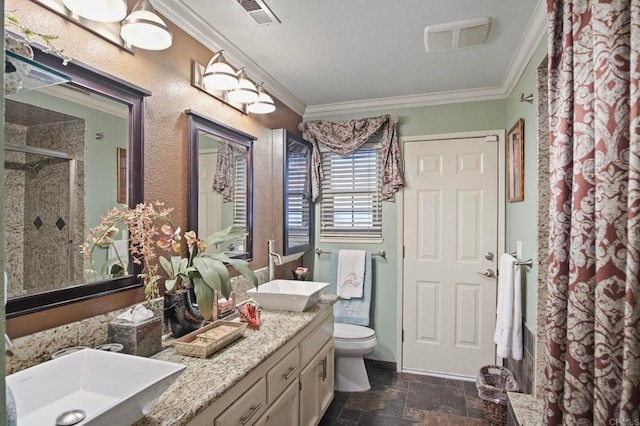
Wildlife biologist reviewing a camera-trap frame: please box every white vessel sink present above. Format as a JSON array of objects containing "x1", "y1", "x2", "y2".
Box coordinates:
[
  {"x1": 247, "y1": 279, "x2": 329, "y2": 312},
  {"x1": 6, "y1": 348, "x2": 185, "y2": 426}
]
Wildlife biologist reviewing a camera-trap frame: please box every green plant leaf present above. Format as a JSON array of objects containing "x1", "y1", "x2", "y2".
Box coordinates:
[
  {"x1": 159, "y1": 256, "x2": 174, "y2": 278},
  {"x1": 203, "y1": 225, "x2": 248, "y2": 247},
  {"x1": 192, "y1": 276, "x2": 214, "y2": 320},
  {"x1": 192, "y1": 256, "x2": 231, "y2": 299},
  {"x1": 165, "y1": 279, "x2": 176, "y2": 292},
  {"x1": 100, "y1": 256, "x2": 128, "y2": 277},
  {"x1": 207, "y1": 253, "x2": 258, "y2": 289}
]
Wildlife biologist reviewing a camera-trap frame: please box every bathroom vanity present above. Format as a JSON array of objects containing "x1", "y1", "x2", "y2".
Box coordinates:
[{"x1": 139, "y1": 295, "x2": 337, "y2": 426}]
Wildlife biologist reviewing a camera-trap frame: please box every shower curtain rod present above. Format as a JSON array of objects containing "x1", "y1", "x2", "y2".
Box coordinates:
[{"x1": 5, "y1": 143, "x2": 74, "y2": 160}]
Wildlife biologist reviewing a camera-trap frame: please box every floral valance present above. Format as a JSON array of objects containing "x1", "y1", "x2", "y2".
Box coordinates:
[{"x1": 304, "y1": 114, "x2": 404, "y2": 202}]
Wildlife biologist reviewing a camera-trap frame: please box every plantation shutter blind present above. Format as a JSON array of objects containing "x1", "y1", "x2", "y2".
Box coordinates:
[
  {"x1": 320, "y1": 146, "x2": 382, "y2": 238},
  {"x1": 232, "y1": 155, "x2": 247, "y2": 226}
]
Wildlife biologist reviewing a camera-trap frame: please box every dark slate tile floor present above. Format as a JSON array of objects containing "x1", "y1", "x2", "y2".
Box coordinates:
[{"x1": 320, "y1": 364, "x2": 491, "y2": 425}]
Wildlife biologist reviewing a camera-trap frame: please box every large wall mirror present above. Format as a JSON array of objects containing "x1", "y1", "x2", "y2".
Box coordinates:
[
  {"x1": 281, "y1": 130, "x2": 312, "y2": 255},
  {"x1": 5, "y1": 45, "x2": 148, "y2": 318},
  {"x1": 186, "y1": 110, "x2": 254, "y2": 260}
]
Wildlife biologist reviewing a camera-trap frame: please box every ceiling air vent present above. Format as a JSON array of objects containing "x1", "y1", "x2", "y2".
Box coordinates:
[
  {"x1": 236, "y1": 0, "x2": 281, "y2": 26},
  {"x1": 424, "y1": 17, "x2": 491, "y2": 52}
]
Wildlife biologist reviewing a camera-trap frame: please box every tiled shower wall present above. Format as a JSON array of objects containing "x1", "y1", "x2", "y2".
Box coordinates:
[
  {"x1": 4, "y1": 103, "x2": 85, "y2": 296},
  {"x1": 5, "y1": 267, "x2": 269, "y2": 374}
]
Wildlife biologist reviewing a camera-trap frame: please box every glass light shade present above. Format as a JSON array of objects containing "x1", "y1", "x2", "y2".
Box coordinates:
[
  {"x1": 203, "y1": 61, "x2": 238, "y2": 91},
  {"x1": 63, "y1": 0, "x2": 128, "y2": 23},
  {"x1": 247, "y1": 92, "x2": 276, "y2": 114},
  {"x1": 120, "y1": 4, "x2": 173, "y2": 50},
  {"x1": 227, "y1": 78, "x2": 259, "y2": 104}
]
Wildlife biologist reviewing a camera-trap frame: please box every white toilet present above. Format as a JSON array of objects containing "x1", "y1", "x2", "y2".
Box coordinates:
[{"x1": 333, "y1": 322, "x2": 377, "y2": 392}]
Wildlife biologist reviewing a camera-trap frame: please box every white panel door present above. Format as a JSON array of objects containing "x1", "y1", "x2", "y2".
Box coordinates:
[
  {"x1": 402, "y1": 136, "x2": 498, "y2": 376},
  {"x1": 199, "y1": 150, "x2": 222, "y2": 237}
]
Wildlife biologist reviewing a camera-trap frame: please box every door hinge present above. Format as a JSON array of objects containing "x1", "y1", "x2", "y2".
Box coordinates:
[
  {"x1": 403, "y1": 245, "x2": 405, "y2": 259},
  {"x1": 299, "y1": 381, "x2": 302, "y2": 391},
  {"x1": 402, "y1": 329, "x2": 404, "y2": 342}
]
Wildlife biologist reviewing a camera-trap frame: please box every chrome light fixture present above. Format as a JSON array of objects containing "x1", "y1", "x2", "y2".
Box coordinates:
[
  {"x1": 227, "y1": 68, "x2": 259, "y2": 104},
  {"x1": 63, "y1": 0, "x2": 127, "y2": 23},
  {"x1": 202, "y1": 50, "x2": 239, "y2": 91},
  {"x1": 246, "y1": 83, "x2": 276, "y2": 114},
  {"x1": 120, "y1": 0, "x2": 173, "y2": 50}
]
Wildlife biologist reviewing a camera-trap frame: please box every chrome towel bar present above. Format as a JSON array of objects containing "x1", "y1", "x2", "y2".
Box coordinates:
[
  {"x1": 510, "y1": 252, "x2": 533, "y2": 267},
  {"x1": 315, "y1": 248, "x2": 386, "y2": 259}
]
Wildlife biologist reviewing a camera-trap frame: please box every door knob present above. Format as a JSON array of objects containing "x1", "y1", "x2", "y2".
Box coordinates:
[
  {"x1": 484, "y1": 252, "x2": 494, "y2": 261},
  {"x1": 476, "y1": 269, "x2": 495, "y2": 278}
]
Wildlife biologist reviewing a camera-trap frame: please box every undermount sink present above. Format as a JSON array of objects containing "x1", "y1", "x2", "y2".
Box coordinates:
[
  {"x1": 247, "y1": 279, "x2": 329, "y2": 312},
  {"x1": 6, "y1": 348, "x2": 185, "y2": 426}
]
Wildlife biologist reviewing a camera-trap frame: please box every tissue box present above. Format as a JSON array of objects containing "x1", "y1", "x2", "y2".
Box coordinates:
[{"x1": 107, "y1": 316, "x2": 162, "y2": 358}]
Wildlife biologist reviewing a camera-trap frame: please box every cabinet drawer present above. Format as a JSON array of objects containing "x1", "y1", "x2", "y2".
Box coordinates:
[
  {"x1": 215, "y1": 378, "x2": 267, "y2": 426},
  {"x1": 266, "y1": 347, "x2": 299, "y2": 404},
  {"x1": 300, "y1": 315, "x2": 333, "y2": 367}
]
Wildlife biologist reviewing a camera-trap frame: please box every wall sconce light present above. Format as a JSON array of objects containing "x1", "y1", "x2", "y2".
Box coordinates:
[
  {"x1": 32, "y1": 0, "x2": 172, "y2": 52},
  {"x1": 62, "y1": 0, "x2": 127, "y2": 23},
  {"x1": 227, "y1": 68, "x2": 259, "y2": 104},
  {"x1": 120, "y1": 0, "x2": 173, "y2": 50},
  {"x1": 192, "y1": 60, "x2": 276, "y2": 115},
  {"x1": 203, "y1": 50, "x2": 239, "y2": 91},
  {"x1": 247, "y1": 83, "x2": 276, "y2": 114}
]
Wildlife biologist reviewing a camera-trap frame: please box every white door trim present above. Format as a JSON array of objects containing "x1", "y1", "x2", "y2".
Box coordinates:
[{"x1": 395, "y1": 129, "x2": 506, "y2": 373}]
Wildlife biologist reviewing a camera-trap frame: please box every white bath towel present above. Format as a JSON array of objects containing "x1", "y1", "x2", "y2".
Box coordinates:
[
  {"x1": 494, "y1": 253, "x2": 523, "y2": 361},
  {"x1": 336, "y1": 249, "x2": 366, "y2": 299}
]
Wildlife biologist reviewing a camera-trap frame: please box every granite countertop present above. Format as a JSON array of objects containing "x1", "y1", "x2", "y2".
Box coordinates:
[
  {"x1": 508, "y1": 392, "x2": 544, "y2": 425},
  {"x1": 137, "y1": 295, "x2": 339, "y2": 426}
]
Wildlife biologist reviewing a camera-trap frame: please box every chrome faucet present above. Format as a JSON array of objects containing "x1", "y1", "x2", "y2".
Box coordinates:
[{"x1": 268, "y1": 240, "x2": 283, "y2": 281}]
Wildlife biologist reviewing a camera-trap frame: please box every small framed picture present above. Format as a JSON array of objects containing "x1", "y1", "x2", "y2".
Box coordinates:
[
  {"x1": 116, "y1": 147, "x2": 127, "y2": 204},
  {"x1": 507, "y1": 119, "x2": 524, "y2": 202}
]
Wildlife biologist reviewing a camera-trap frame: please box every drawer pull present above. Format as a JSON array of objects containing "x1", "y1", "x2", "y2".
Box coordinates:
[
  {"x1": 283, "y1": 366, "x2": 298, "y2": 380},
  {"x1": 239, "y1": 403, "x2": 262, "y2": 425},
  {"x1": 319, "y1": 357, "x2": 327, "y2": 381}
]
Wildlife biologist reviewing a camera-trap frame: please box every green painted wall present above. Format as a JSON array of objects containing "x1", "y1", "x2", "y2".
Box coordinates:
[
  {"x1": 305, "y1": 99, "x2": 507, "y2": 362},
  {"x1": 505, "y1": 37, "x2": 547, "y2": 331}
]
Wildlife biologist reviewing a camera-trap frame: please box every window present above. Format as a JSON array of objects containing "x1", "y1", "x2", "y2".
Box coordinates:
[
  {"x1": 320, "y1": 145, "x2": 382, "y2": 240},
  {"x1": 286, "y1": 151, "x2": 311, "y2": 247},
  {"x1": 232, "y1": 155, "x2": 247, "y2": 226}
]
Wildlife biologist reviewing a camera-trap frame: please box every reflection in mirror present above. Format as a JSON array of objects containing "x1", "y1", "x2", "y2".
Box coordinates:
[
  {"x1": 5, "y1": 47, "x2": 148, "y2": 318},
  {"x1": 187, "y1": 110, "x2": 254, "y2": 260},
  {"x1": 283, "y1": 131, "x2": 313, "y2": 255},
  {"x1": 5, "y1": 85, "x2": 129, "y2": 299}
]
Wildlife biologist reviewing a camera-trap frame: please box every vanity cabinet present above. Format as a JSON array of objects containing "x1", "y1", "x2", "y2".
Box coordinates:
[
  {"x1": 300, "y1": 340, "x2": 334, "y2": 426},
  {"x1": 188, "y1": 311, "x2": 334, "y2": 426}
]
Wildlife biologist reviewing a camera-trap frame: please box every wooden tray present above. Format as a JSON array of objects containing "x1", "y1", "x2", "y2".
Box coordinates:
[{"x1": 173, "y1": 320, "x2": 247, "y2": 358}]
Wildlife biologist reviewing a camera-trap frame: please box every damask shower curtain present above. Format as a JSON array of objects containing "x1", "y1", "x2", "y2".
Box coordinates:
[{"x1": 545, "y1": 0, "x2": 639, "y2": 424}]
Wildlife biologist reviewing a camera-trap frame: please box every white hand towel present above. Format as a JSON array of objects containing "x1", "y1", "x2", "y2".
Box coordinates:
[
  {"x1": 336, "y1": 249, "x2": 366, "y2": 299},
  {"x1": 494, "y1": 253, "x2": 523, "y2": 361}
]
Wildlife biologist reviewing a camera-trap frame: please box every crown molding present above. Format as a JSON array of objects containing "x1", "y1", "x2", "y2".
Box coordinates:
[
  {"x1": 151, "y1": 0, "x2": 307, "y2": 116},
  {"x1": 304, "y1": 86, "x2": 506, "y2": 119},
  {"x1": 39, "y1": 85, "x2": 129, "y2": 119},
  {"x1": 304, "y1": 0, "x2": 547, "y2": 118}
]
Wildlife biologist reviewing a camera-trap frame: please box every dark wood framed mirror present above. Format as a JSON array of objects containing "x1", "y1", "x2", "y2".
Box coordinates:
[
  {"x1": 186, "y1": 110, "x2": 254, "y2": 260},
  {"x1": 281, "y1": 130, "x2": 313, "y2": 255},
  {"x1": 5, "y1": 45, "x2": 149, "y2": 318}
]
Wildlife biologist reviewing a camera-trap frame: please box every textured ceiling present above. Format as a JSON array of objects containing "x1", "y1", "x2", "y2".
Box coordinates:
[{"x1": 166, "y1": 0, "x2": 540, "y2": 109}]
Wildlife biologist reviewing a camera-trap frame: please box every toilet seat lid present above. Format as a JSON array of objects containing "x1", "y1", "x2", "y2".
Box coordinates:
[{"x1": 334, "y1": 323, "x2": 375, "y2": 340}]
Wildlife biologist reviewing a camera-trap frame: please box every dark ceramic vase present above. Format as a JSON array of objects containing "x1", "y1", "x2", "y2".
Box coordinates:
[{"x1": 163, "y1": 290, "x2": 205, "y2": 338}]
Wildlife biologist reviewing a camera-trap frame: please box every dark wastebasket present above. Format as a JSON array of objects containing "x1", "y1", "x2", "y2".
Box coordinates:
[{"x1": 476, "y1": 365, "x2": 521, "y2": 425}]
